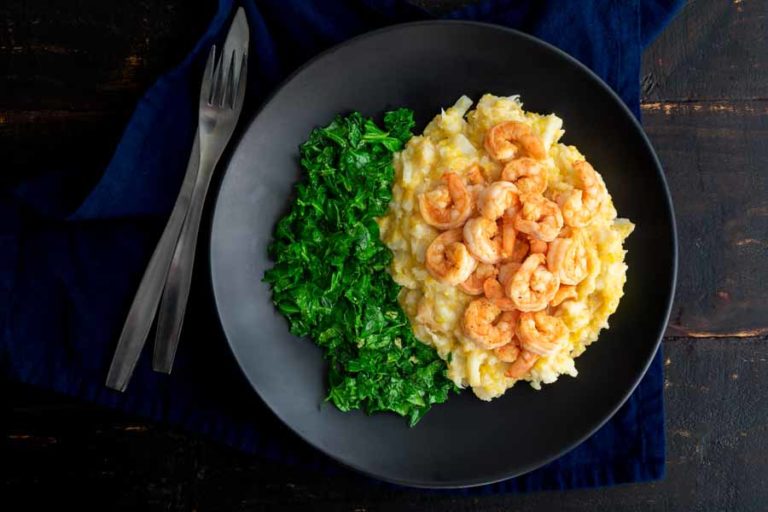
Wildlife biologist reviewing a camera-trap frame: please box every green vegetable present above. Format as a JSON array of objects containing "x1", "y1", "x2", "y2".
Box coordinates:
[{"x1": 263, "y1": 109, "x2": 455, "y2": 425}]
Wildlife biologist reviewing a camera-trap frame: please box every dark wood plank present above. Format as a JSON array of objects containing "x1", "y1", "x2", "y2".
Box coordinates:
[
  {"x1": 641, "y1": 0, "x2": 767, "y2": 101},
  {"x1": 642, "y1": 102, "x2": 768, "y2": 337},
  {"x1": 638, "y1": 0, "x2": 768, "y2": 337},
  {"x1": 0, "y1": 0, "x2": 215, "y2": 110},
  {"x1": 0, "y1": 0, "x2": 214, "y2": 185},
  {"x1": 4, "y1": 337, "x2": 767, "y2": 511}
]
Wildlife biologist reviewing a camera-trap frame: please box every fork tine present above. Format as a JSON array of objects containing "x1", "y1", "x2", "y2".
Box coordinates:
[
  {"x1": 199, "y1": 45, "x2": 216, "y2": 107},
  {"x1": 234, "y1": 53, "x2": 248, "y2": 111},
  {"x1": 211, "y1": 47, "x2": 225, "y2": 106},
  {"x1": 224, "y1": 49, "x2": 236, "y2": 108}
]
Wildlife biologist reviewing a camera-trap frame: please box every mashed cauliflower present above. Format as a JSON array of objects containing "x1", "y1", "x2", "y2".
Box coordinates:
[{"x1": 378, "y1": 94, "x2": 634, "y2": 400}]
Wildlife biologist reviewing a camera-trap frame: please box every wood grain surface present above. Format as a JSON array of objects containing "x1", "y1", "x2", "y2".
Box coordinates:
[
  {"x1": 645, "y1": 102, "x2": 768, "y2": 338},
  {"x1": 3, "y1": 0, "x2": 767, "y2": 510},
  {"x1": 0, "y1": 0, "x2": 214, "y2": 186},
  {"x1": 641, "y1": 0, "x2": 768, "y2": 338}
]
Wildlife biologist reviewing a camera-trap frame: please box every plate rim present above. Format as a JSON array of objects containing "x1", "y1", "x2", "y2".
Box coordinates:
[{"x1": 209, "y1": 19, "x2": 679, "y2": 489}]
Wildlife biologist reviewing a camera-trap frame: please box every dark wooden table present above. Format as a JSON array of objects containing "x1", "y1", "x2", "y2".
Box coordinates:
[{"x1": 2, "y1": 1, "x2": 766, "y2": 510}]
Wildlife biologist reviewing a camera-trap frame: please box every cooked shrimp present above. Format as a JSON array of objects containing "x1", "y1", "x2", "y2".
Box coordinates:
[
  {"x1": 547, "y1": 235, "x2": 588, "y2": 285},
  {"x1": 425, "y1": 229, "x2": 477, "y2": 285},
  {"x1": 551, "y1": 285, "x2": 577, "y2": 307},
  {"x1": 458, "y1": 263, "x2": 498, "y2": 295},
  {"x1": 501, "y1": 158, "x2": 547, "y2": 195},
  {"x1": 465, "y1": 164, "x2": 486, "y2": 212},
  {"x1": 462, "y1": 298, "x2": 516, "y2": 349},
  {"x1": 505, "y1": 253, "x2": 560, "y2": 312},
  {"x1": 498, "y1": 262, "x2": 521, "y2": 287},
  {"x1": 484, "y1": 121, "x2": 547, "y2": 162},
  {"x1": 517, "y1": 311, "x2": 568, "y2": 356},
  {"x1": 514, "y1": 194, "x2": 564, "y2": 242},
  {"x1": 463, "y1": 216, "x2": 502, "y2": 264},
  {"x1": 505, "y1": 349, "x2": 539, "y2": 378},
  {"x1": 418, "y1": 173, "x2": 473, "y2": 229},
  {"x1": 500, "y1": 209, "x2": 518, "y2": 260},
  {"x1": 529, "y1": 238, "x2": 548, "y2": 254},
  {"x1": 560, "y1": 160, "x2": 608, "y2": 228},
  {"x1": 494, "y1": 339, "x2": 521, "y2": 363},
  {"x1": 478, "y1": 181, "x2": 520, "y2": 221},
  {"x1": 507, "y1": 236, "x2": 529, "y2": 263},
  {"x1": 482, "y1": 277, "x2": 517, "y2": 311}
]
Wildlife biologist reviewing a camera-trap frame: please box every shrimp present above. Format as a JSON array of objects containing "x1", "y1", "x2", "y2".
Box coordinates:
[
  {"x1": 494, "y1": 339, "x2": 521, "y2": 363},
  {"x1": 497, "y1": 262, "x2": 521, "y2": 287},
  {"x1": 559, "y1": 160, "x2": 608, "y2": 228},
  {"x1": 425, "y1": 229, "x2": 478, "y2": 285},
  {"x1": 458, "y1": 263, "x2": 498, "y2": 295},
  {"x1": 462, "y1": 298, "x2": 516, "y2": 349},
  {"x1": 477, "y1": 181, "x2": 520, "y2": 221},
  {"x1": 482, "y1": 277, "x2": 517, "y2": 311},
  {"x1": 529, "y1": 238, "x2": 548, "y2": 254},
  {"x1": 517, "y1": 311, "x2": 568, "y2": 356},
  {"x1": 547, "y1": 235, "x2": 588, "y2": 285},
  {"x1": 500, "y1": 209, "x2": 518, "y2": 260},
  {"x1": 550, "y1": 285, "x2": 578, "y2": 307},
  {"x1": 507, "y1": 236, "x2": 529, "y2": 263},
  {"x1": 501, "y1": 158, "x2": 547, "y2": 195},
  {"x1": 418, "y1": 173, "x2": 473, "y2": 229},
  {"x1": 463, "y1": 216, "x2": 502, "y2": 264},
  {"x1": 465, "y1": 164, "x2": 487, "y2": 212},
  {"x1": 505, "y1": 253, "x2": 560, "y2": 312},
  {"x1": 505, "y1": 349, "x2": 539, "y2": 378},
  {"x1": 484, "y1": 121, "x2": 547, "y2": 162},
  {"x1": 514, "y1": 193, "x2": 564, "y2": 242}
]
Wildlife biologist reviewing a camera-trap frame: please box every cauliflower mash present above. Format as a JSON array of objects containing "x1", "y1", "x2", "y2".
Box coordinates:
[{"x1": 378, "y1": 94, "x2": 634, "y2": 400}]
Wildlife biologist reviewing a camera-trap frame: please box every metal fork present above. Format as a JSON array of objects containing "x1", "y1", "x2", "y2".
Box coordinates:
[
  {"x1": 105, "y1": 8, "x2": 249, "y2": 391},
  {"x1": 153, "y1": 42, "x2": 248, "y2": 374}
]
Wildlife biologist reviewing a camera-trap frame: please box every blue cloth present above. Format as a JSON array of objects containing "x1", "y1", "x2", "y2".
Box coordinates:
[{"x1": 0, "y1": 0, "x2": 681, "y2": 492}]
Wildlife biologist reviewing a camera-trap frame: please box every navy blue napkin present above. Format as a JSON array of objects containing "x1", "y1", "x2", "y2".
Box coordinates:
[{"x1": 0, "y1": 0, "x2": 682, "y2": 492}]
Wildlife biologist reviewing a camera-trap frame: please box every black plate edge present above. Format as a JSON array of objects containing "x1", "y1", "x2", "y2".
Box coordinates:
[{"x1": 208, "y1": 19, "x2": 679, "y2": 489}]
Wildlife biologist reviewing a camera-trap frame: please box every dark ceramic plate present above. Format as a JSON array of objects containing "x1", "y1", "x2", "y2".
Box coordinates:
[{"x1": 209, "y1": 21, "x2": 677, "y2": 488}]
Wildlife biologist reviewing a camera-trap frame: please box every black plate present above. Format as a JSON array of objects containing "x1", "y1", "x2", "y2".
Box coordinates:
[{"x1": 209, "y1": 21, "x2": 677, "y2": 488}]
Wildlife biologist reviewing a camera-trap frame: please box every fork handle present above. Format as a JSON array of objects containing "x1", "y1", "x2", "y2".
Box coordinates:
[
  {"x1": 152, "y1": 143, "x2": 220, "y2": 373},
  {"x1": 105, "y1": 131, "x2": 201, "y2": 391}
]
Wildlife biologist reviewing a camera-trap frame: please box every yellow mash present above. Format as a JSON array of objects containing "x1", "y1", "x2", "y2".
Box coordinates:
[{"x1": 377, "y1": 94, "x2": 634, "y2": 400}]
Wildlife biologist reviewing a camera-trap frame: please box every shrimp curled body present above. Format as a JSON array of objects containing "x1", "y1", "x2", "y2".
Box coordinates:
[
  {"x1": 463, "y1": 217, "x2": 503, "y2": 264},
  {"x1": 505, "y1": 253, "x2": 560, "y2": 312},
  {"x1": 505, "y1": 349, "x2": 540, "y2": 378},
  {"x1": 517, "y1": 311, "x2": 568, "y2": 356},
  {"x1": 515, "y1": 194, "x2": 564, "y2": 242},
  {"x1": 484, "y1": 121, "x2": 547, "y2": 162},
  {"x1": 501, "y1": 158, "x2": 547, "y2": 195},
  {"x1": 425, "y1": 229, "x2": 477, "y2": 286},
  {"x1": 478, "y1": 181, "x2": 520, "y2": 221},
  {"x1": 462, "y1": 299, "x2": 516, "y2": 349},
  {"x1": 560, "y1": 161, "x2": 608, "y2": 228},
  {"x1": 547, "y1": 236, "x2": 588, "y2": 285},
  {"x1": 418, "y1": 173, "x2": 473, "y2": 229}
]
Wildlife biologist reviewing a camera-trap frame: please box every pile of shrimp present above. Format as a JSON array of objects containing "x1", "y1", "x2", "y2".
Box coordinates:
[{"x1": 418, "y1": 121, "x2": 608, "y2": 380}]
